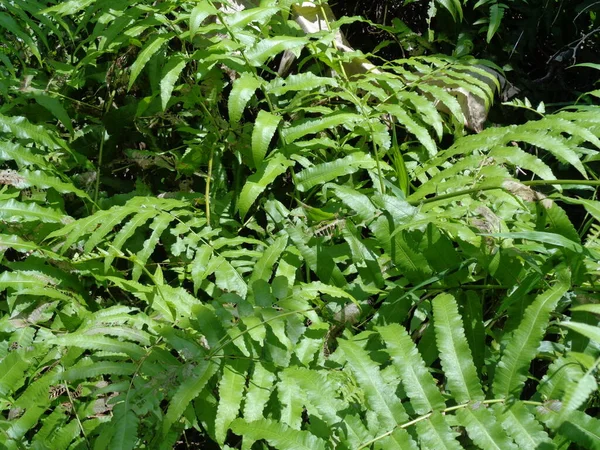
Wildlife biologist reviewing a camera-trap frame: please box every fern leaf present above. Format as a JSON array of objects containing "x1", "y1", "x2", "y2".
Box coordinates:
[
  {"x1": 489, "y1": 146, "x2": 555, "y2": 180},
  {"x1": 132, "y1": 212, "x2": 175, "y2": 281},
  {"x1": 228, "y1": 72, "x2": 262, "y2": 124},
  {"x1": 0, "y1": 141, "x2": 49, "y2": 167},
  {"x1": 213, "y1": 256, "x2": 248, "y2": 298},
  {"x1": 10, "y1": 169, "x2": 88, "y2": 198},
  {"x1": 507, "y1": 130, "x2": 587, "y2": 178},
  {"x1": 215, "y1": 359, "x2": 249, "y2": 445},
  {"x1": 0, "y1": 12, "x2": 42, "y2": 64},
  {"x1": 224, "y1": 6, "x2": 279, "y2": 29},
  {"x1": 104, "y1": 210, "x2": 155, "y2": 271},
  {"x1": 230, "y1": 418, "x2": 327, "y2": 450},
  {"x1": 243, "y1": 362, "x2": 276, "y2": 421},
  {"x1": 396, "y1": 90, "x2": 444, "y2": 140},
  {"x1": 537, "y1": 356, "x2": 585, "y2": 401},
  {"x1": 238, "y1": 153, "x2": 293, "y2": 218},
  {"x1": 378, "y1": 104, "x2": 437, "y2": 155},
  {"x1": 282, "y1": 111, "x2": 362, "y2": 143},
  {"x1": 456, "y1": 406, "x2": 518, "y2": 450},
  {"x1": 251, "y1": 110, "x2": 281, "y2": 167},
  {"x1": 245, "y1": 36, "x2": 308, "y2": 67},
  {"x1": 31, "y1": 93, "x2": 74, "y2": 135},
  {"x1": 493, "y1": 278, "x2": 569, "y2": 399},
  {"x1": 0, "y1": 234, "x2": 39, "y2": 254},
  {"x1": 0, "y1": 114, "x2": 66, "y2": 149},
  {"x1": 0, "y1": 352, "x2": 29, "y2": 396},
  {"x1": 267, "y1": 72, "x2": 338, "y2": 96},
  {"x1": 189, "y1": 2, "x2": 217, "y2": 37},
  {"x1": 249, "y1": 235, "x2": 288, "y2": 284},
  {"x1": 128, "y1": 33, "x2": 174, "y2": 90},
  {"x1": 160, "y1": 54, "x2": 187, "y2": 110},
  {"x1": 50, "y1": 334, "x2": 146, "y2": 359},
  {"x1": 495, "y1": 402, "x2": 554, "y2": 449},
  {"x1": 110, "y1": 402, "x2": 139, "y2": 450},
  {"x1": 41, "y1": 0, "x2": 95, "y2": 16},
  {"x1": 435, "y1": 0, "x2": 463, "y2": 22},
  {"x1": 487, "y1": 3, "x2": 505, "y2": 42},
  {"x1": 64, "y1": 361, "x2": 136, "y2": 381},
  {"x1": 377, "y1": 324, "x2": 445, "y2": 414},
  {"x1": 277, "y1": 366, "x2": 305, "y2": 429},
  {"x1": 557, "y1": 370, "x2": 598, "y2": 421},
  {"x1": 560, "y1": 320, "x2": 600, "y2": 344},
  {"x1": 0, "y1": 198, "x2": 67, "y2": 223},
  {"x1": 415, "y1": 412, "x2": 462, "y2": 450},
  {"x1": 432, "y1": 293, "x2": 484, "y2": 403},
  {"x1": 538, "y1": 408, "x2": 600, "y2": 450},
  {"x1": 295, "y1": 152, "x2": 377, "y2": 192},
  {"x1": 279, "y1": 367, "x2": 342, "y2": 427},
  {"x1": 337, "y1": 339, "x2": 411, "y2": 432},
  {"x1": 0, "y1": 270, "x2": 59, "y2": 293},
  {"x1": 418, "y1": 83, "x2": 466, "y2": 126},
  {"x1": 163, "y1": 360, "x2": 219, "y2": 435}
]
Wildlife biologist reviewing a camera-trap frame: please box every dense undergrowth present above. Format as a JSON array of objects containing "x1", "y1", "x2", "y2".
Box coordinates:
[{"x1": 1, "y1": 0, "x2": 600, "y2": 448}]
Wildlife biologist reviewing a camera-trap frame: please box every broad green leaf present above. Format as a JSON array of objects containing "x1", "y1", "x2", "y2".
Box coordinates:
[
  {"x1": 487, "y1": 3, "x2": 505, "y2": 42},
  {"x1": 132, "y1": 212, "x2": 175, "y2": 281},
  {"x1": 295, "y1": 152, "x2": 376, "y2": 192},
  {"x1": 42, "y1": 0, "x2": 95, "y2": 16},
  {"x1": 245, "y1": 36, "x2": 307, "y2": 67},
  {"x1": 228, "y1": 72, "x2": 262, "y2": 124},
  {"x1": 32, "y1": 93, "x2": 74, "y2": 134},
  {"x1": 267, "y1": 72, "x2": 338, "y2": 96},
  {"x1": 537, "y1": 409, "x2": 600, "y2": 450},
  {"x1": 251, "y1": 110, "x2": 281, "y2": 166},
  {"x1": 15, "y1": 170, "x2": 89, "y2": 199},
  {"x1": 0, "y1": 352, "x2": 29, "y2": 396},
  {"x1": 160, "y1": 55, "x2": 187, "y2": 110},
  {"x1": 493, "y1": 278, "x2": 569, "y2": 399},
  {"x1": 496, "y1": 402, "x2": 554, "y2": 449},
  {"x1": 238, "y1": 153, "x2": 293, "y2": 218},
  {"x1": 215, "y1": 359, "x2": 250, "y2": 444},
  {"x1": 249, "y1": 235, "x2": 288, "y2": 284},
  {"x1": 163, "y1": 360, "x2": 219, "y2": 434},
  {"x1": 435, "y1": 0, "x2": 463, "y2": 22},
  {"x1": 559, "y1": 321, "x2": 600, "y2": 345},
  {"x1": 230, "y1": 418, "x2": 327, "y2": 450},
  {"x1": 189, "y1": 3, "x2": 217, "y2": 37},
  {"x1": 64, "y1": 361, "x2": 136, "y2": 381},
  {"x1": 379, "y1": 104, "x2": 437, "y2": 155},
  {"x1": 489, "y1": 146, "x2": 555, "y2": 180},
  {"x1": 0, "y1": 114, "x2": 66, "y2": 149},
  {"x1": 225, "y1": 6, "x2": 279, "y2": 29},
  {"x1": 282, "y1": 111, "x2": 362, "y2": 143},
  {"x1": 213, "y1": 256, "x2": 248, "y2": 298},
  {"x1": 416, "y1": 412, "x2": 462, "y2": 450},
  {"x1": 0, "y1": 12, "x2": 41, "y2": 64},
  {"x1": 110, "y1": 403, "x2": 139, "y2": 450},
  {"x1": 243, "y1": 363, "x2": 276, "y2": 421},
  {"x1": 486, "y1": 231, "x2": 584, "y2": 254},
  {"x1": 128, "y1": 33, "x2": 174, "y2": 90},
  {"x1": 456, "y1": 406, "x2": 517, "y2": 450},
  {"x1": 50, "y1": 335, "x2": 145, "y2": 359},
  {"x1": 378, "y1": 324, "x2": 445, "y2": 414},
  {"x1": 433, "y1": 293, "x2": 484, "y2": 402},
  {"x1": 0, "y1": 199, "x2": 67, "y2": 223},
  {"x1": 0, "y1": 234, "x2": 40, "y2": 253},
  {"x1": 338, "y1": 339, "x2": 411, "y2": 431}
]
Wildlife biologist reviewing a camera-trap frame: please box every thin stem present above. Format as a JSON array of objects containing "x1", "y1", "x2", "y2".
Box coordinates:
[
  {"x1": 205, "y1": 147, "x2": 214, "y2": 226},
  {"x1": 357, "y1": 398, "x2": 540, "y2": 449},
  {"x1": 415, "y1": 179, "x2": 600, "y2": 206}
]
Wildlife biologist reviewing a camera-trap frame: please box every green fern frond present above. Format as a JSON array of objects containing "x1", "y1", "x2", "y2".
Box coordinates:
[
  {"x1": 432, "y1": 293, "x2": 484, "y2": 403},
  {"x1": 493, "y1": 276, "x2": 570, "y2": 399},
  {"x1": 231, "y1": 418, "x2": 328, "y2": 450}
]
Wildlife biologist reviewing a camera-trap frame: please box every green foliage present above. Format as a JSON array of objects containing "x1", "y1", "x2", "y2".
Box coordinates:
[{"x1": 1, "y1": 0, "x2": 599, "y2": 449}]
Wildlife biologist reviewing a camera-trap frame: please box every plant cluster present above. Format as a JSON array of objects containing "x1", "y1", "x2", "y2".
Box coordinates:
[{"x1": 0, "y1": 0, "x2": 599, "y2": 449}]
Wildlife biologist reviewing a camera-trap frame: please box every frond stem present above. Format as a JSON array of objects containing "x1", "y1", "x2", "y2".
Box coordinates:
[{"x1": 357, "y1": 398, "x2": 543, "y2": 449}]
